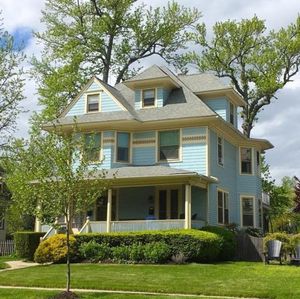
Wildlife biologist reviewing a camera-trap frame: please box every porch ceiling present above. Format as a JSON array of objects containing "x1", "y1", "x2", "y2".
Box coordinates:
[{"x1": 91, "y1": 165, "x2": 218, "y2": 188}]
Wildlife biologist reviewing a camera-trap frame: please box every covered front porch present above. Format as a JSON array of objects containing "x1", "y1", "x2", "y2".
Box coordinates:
[{"x1": 40, "y1": 166, "x2": 216, "y2": 235}]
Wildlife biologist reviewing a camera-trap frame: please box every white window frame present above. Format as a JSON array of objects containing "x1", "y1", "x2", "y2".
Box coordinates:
[
  {"x1": 83, "y1": 132, "x2": 103, "y2": 163},
  {"x1": 217, "y1": 136, "x2": 224, "y2": 167},
  {"x1": 217, "y1": 189, "x2": 229, "y2": 225},
  {"x1": 141, "y1": 88, "x2": 157, "y2": 108},
  {"x1": 239, "y1": 147, "x2": 254, "y2": 175},
  {"x1": 156, "y1": 129, "x2": 182, "y2": 163},
  {"x1": 85, "y1": 92, "x2": 101, "y2": 113},
  {"x1": 240, "y1": 195, "x2": 256, "y2": 228},
  {"x1": 115, "y1": 131, "x2": 132, "y2": 163}
]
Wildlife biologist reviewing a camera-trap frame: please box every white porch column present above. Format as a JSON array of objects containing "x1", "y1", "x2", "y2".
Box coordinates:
[
  {"x1": 184, "y1": 184, "x2": 192, "y2": 229},
  {"x1": 106, "y1": 189, "x2": 112, "y2": 233},
  {"x1": 35, "y1": 203, "x2": 42, "y2": 232}
]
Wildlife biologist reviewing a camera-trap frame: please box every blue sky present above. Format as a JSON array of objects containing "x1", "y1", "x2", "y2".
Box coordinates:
[
  {"x1": 11, "y1": 27, "x2": 32, "y2": 49},
  {"x1": 1, "y1": 0, "x2": 300, "y2": 183}
]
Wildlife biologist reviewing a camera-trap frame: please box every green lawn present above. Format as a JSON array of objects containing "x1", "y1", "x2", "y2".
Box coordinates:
[
  {"x1": 0, "y1": 256, "x2": 15, "y2": 270},
  {"x1": 0, "y1": 289, "x2": 209, "y2": 299},
  {"x1": 0, "y1": 262, "x2": 298, "y2": 298}
]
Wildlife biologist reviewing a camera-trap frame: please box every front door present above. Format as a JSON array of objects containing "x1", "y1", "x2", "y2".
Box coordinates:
[{"x1": 156, "y1": 187, "x2": 182, "y2": 219}]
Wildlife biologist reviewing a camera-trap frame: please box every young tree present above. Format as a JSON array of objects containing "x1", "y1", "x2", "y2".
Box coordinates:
[
  {"x1": 186, "y1": 16, "x2": 300, "y2": 137},
  {"x1": 293, "y1": 176, "x2": 300, "y2": 213},
  {"x1": 0, "y1": 14, "x2": 25, "y2": 145},
  {"x1": 33, "y1": 0, "x2": 201, "y2": 121},
  {"x1": 4, "y1": 128, "x2": 109, "y2": 295}
]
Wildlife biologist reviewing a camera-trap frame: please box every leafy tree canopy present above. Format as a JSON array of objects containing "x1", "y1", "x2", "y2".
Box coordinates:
[{"x1": 185, "y1": 16, "x2": 300, "y2": 137}]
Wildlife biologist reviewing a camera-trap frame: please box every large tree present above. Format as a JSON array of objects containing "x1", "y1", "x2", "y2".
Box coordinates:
[
  {"x1": 186, "y1": 16, "x2": 300, "y2": 137},
  {"x1": 0, "y1": 15, "x2": 25, "y2": 145},
  {"x1": 32, "y1": 0, "x2": 201, "y2": 121},
  {"x1": 4, "y1": 128, "x2": 108, "y2": 295}
]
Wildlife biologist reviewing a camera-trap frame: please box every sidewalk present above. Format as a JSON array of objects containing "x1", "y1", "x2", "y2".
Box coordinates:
[{"x1": 0, "y1": 260, "x2": 39, "y2": 272}]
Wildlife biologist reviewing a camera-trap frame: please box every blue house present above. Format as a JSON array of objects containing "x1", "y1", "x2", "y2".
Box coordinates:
[{"x1": 39, "y1": 65, "x2": 272, "y2": 235}]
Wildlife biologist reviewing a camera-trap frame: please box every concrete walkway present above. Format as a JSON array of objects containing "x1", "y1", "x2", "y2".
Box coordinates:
[
  {"x1": 0, "y1": 285, "x2": 267, "y2": 299},
  {"x1": 0, "y1": 260, "x2": 39, "y2": 272}
]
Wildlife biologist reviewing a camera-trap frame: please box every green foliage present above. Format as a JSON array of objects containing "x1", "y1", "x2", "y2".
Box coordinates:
[
  {"x1": 14, "y1": 232, "x2": 45, "y2": 261},
  {"x1": 244, "y1": 227, "x2": 264, "y2": 238},
  {"x1": 79, "y1": 241, "x2": 111, "y2": 263},
  {"x1": 201, "y1": 226, "x2": 236, "y2": 260},
  {"x1": 111, "y1": 245, "x2": 131, "y2": 263},
  {"x1": 185, "y1": 16, "x2": 300, "y2": 136},
  {"x1": 34, "y1": 234, "x2": 77, "y2": 264},
  {"x1": 143, "y1": 242, "x2": 171, "y2": 264},
  {"x1": 32, "y1": 0, "x2": 201, "y2": 121},
  {"x1": 76, "y1": 229, "x2": 223, "y2": 263},
  {"x1": 128, "y1": 243, "x2": 144, "y2": 262}
]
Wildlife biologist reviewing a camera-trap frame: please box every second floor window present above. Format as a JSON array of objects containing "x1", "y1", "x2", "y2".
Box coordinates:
[
  {"x1": 218, "y1": 190, "x2": 229, "y2": 224},
  {"x1": 159, "y1": 130, "x2": 179, "y2": 161},
  {"x1": 142, "y1": 89, "x2": 155, "y2": 107},
  {"x1": 240, "y1": 147, "x2": 253, "y2": 174},
  {"x1": 87, "y1": 94, "x2": 100, "y2": 112},
  {"x1": 84, "y1": 133, "x2": 101, "y2": 162},
  {"x1": 117, "y1": 132, "x2": 130, "y2": 162},
  {"x1": 230, "y1": 102, "x2": 234, "y2": 125},
  {"x1": 217, "y1": 136, "x2": 224, "y2": 166}
]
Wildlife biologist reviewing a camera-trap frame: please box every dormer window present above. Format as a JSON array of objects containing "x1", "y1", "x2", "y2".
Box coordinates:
[
  {"x1": 142, "y1": 89, "x2": 155, "y2": 107},
  {"x1": 87, "y1": 94, "x2": 100, "y2": 112},
  {"x1": 230, "y1": 102, "x2": 234, "y2": 125}
]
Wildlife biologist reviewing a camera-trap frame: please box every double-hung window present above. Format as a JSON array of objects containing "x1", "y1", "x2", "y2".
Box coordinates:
[
  {"x1": 241, "y1": 197, "x2": 254, "y2": 227},
  {"x1": 142, "y1": 89, "x2": 155, "y2": 107},
  {"x1": 229, "y1": 102, "x2": 235, "y2": 125},
  {"x1": 87, "y1": 94, "x2": 100, "y2": 112},
  {"x1": 84, "y1": 133, "x2": 101, "y2": 162},
  {"x1": 240, "y1": 147, "x2": 253, "y2": 174},
  {"x1": 158, "y1": 130, "x2": 180, "y2": 161},
  {"x1": 116, "y1": 132, "x2": 130, "y2": 162},
  {"x1": 217, "y1": 136, "x2": 224, "y2": 166},
  {"x1": 218, "y1": 190, "x2": 229, "y2": 224}
]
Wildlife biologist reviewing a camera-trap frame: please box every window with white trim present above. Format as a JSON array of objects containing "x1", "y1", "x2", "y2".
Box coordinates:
[
  {"x1": 116, "y1": 132, "x2": 130, "y2": 162},
  {"x1": 230, "y1": 102, "x2": 235, "y2": 125},
  {"x1": 158, "y1": 130, "x2": 180, "y2": 161},
  {"x1": 217, "y1": 136, "x2": 224, "y2": 166},
  {"x1": 84, "y1": 133, "x2": 101, "y2": 162},
  {"x1": 218, "y1": 190, "x2": 229, "y2": 224},
  {"x1": 241, "y1": 197, "x2": 254, "y2": 227},
  {"x1": 240, "y1": 147, "x2": 253, "y2": 174},
  {"x1": 142, "y1": 89, "x2": 155, "y2": 107},
  {"x1": 86, "y1": 94, "x2": 100, "y2": 112}
]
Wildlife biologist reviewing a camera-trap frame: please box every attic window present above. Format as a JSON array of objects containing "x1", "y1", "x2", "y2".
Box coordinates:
[
  {"x1": 142, "y1": 89, "x2": 155, "y2": 107},
  {"x1": 87, "y1": 94, "x2": 100, "y2": 112}
]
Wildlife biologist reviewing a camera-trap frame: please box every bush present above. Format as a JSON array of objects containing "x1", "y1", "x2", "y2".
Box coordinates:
[
  {"x1": 201, "y1": 226, "x2": 236, "y2": 260},
  {"x1": 14, "y1": 232, "x2": 45, "y2": 261},
  {"x1": 112, "y1": 245, "x2": 130, "y2": 263},
  {"x1": 264, "y1": 232, "x2": 291, "y2": 256},
  {"x1": 245, "y1": 227, "x2": 264, "y2": 238},
  {"x1": 143, "y1": 242, "x2": 170, "y2": 264},
  {"x1": 34, "y1": 234, "x2": 76, "y2": 264},
  {"x1": 79, "y1": 241, "x2": 111, "y2": 262},
  {"x1": 129, "y1": 243, "x2": 144, "y2": 262},
  {"x1": 75, "y1": 229, "x2": 222, "y2": 263}
]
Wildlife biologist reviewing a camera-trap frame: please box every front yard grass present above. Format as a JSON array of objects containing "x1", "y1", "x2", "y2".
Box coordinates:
[
  {"x1": 0, "y1": 256, "x2": 16, "y2": 270},
  {"x1": 0, "y1": 262, "x2": 298, "y2": 298}
]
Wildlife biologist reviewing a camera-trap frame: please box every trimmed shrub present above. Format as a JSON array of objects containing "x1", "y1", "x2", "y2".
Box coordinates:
[
  {"x1": 112, "y1": 245, "x2": 130, "y2": 263},
  {"x1": 34, "y1": 234, "x2": 76, "y2": 264},
  {"x1": 129, "y1": 243, "x2": 144, "y2": 262},
  {"x1": 143, "y1": 242, "x2": 170, "y2": 264},
  {"x1": 264, "y1": 232, "x2": 291, "y2": 256},
  {"x1": 75, "y1": 229, "x2": 222, "y2": 263},
  {"x1": 201, "y1": 226, "x2": 236, "y2": 260},
  {"x1": 79, "y1": 241, "x2": 111, "y2": 262},
  {"x1": 14, "y1": 232, "x2": 45, "y2": 261}
]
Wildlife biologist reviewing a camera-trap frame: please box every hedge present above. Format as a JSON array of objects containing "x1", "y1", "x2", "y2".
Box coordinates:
[
  {"x1": 201, "y1": 226, "x2": 236, "y2": 260},
  {"x1": 14, "y1": 231, "x2": 45, "y2": 261},
  {"x1": 75, "y1": 229, "x2": 222, "y2": 263}
]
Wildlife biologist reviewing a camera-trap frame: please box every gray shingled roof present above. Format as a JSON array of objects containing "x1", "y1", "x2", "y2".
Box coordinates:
[
  {"x1": 124, "y1": 65, "x2": 169, "y2": 82},
  {"x1": 178, "y1": 73, "x2": 229, "y2": 93}
]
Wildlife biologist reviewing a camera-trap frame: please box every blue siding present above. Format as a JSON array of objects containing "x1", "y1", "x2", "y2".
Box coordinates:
[
  {"x1": 157, "y1": 88, "x2": 163, "y2": 107},
  {"x1": 132, "y1": 147, "x2": 156, "y2": 165},
  {"x1": 182, "y1": 127, "x2": 206, "y2": 135},
  {"x1": 133, "y1": 131, "x2": 155, "y2": 139},
  {"x1": 87, "y1": 82, "x2": 101, "y2": 91},
  {"x1": 204, "y1": 98, "x2": 228, "y2": 121},
  {"x1": 135, "y1": 90, "x2": 141, "y2": 109},
  {"x1": 66, "y1": 95, "x2": 85, "y2": 116},
  {"x1": 118, "y1": 187, "x2": 155, "y2": 220},
  {"x1": 101, "y1": 91, "x2": 123, "y2": 112}
]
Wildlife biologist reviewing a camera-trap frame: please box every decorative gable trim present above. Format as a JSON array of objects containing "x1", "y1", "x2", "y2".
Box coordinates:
[{"x1": 60, "y1": 77, "x2": 127, "y2": 117}]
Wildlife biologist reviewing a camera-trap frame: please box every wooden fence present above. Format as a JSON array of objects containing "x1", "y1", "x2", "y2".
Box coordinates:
[
  {"x1": 0, "y1": 240, "x2": 15, "y2": 256},
  {"x1": 235, "y1": 233, "x2": 264, "y2": 261}
]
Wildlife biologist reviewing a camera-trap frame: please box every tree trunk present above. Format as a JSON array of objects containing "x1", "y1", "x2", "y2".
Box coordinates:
[{"x1": 66, "y1": 218, "x2": 71, "y2": 293}]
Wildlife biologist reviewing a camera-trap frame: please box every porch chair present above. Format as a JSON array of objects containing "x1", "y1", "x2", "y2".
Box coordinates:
[
  {"x1": 290, "y1": 244, "x2": 300, "y2": 265},
  {"x1": 264, "y1": 240, "x2": 282, "y2": 265}
]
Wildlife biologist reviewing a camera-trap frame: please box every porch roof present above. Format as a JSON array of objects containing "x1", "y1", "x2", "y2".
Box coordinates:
[{"x1": 94, "y1": 165, "x2": 218, "y2": 187}]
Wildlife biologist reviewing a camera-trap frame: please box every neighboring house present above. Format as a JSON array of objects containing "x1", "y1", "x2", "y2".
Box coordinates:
[{"x1": 39, "y1": 65, "x2": 273, "y2": 235}]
